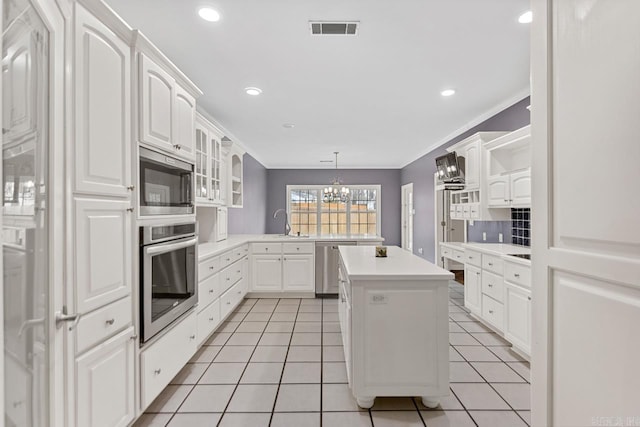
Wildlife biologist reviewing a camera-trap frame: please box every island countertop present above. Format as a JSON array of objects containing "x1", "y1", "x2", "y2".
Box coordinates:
[{"x1": 339, "y1": 245, "x2": 454, "y2": 281}]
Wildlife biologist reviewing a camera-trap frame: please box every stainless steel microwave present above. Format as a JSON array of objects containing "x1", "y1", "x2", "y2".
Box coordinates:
[{"x1": 139, "y1": 147, "x2": 194, "y2": 215}]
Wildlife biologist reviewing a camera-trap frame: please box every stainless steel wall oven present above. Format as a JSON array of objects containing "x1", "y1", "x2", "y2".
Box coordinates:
[{"x1": 140, "y1": 222, "x2": 198, "y2": 342}]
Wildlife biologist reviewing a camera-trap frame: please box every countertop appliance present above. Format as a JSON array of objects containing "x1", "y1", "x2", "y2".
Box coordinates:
[
  {"x1": 140, "y1": 222, "x2": 198, "y2": 342},
  {"x1": 315, "y1": 241, "x2": 357, "y2": 296},
  {"x1": 435, "y1": 152, "x2": 465, "y2": 189},
  {"x1": 139, "y1": 147, "x2": 194, "y2": 216}
]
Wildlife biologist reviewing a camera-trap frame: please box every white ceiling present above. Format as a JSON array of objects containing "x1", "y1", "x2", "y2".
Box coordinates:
[{"x1": 106, "y1": 0, "x2": 530, "y2": 168}]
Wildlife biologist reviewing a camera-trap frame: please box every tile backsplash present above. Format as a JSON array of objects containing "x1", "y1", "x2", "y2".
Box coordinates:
[{"x1": 511, "y1": 208, "x2": 531, "y2": 246}]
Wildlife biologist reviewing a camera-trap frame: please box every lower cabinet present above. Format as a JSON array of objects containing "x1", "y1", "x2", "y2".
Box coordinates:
[
  {"x1": 463, "y1": 265, "x2": 482, "y2": 315},
  {"x1": 140, "y1": 312, "x2": 197, "y2": 409},
  {"x1": 250, "y1": 242, "x2": 314, "y2": 293},
  {"x1": 251, "y1": 255, "x2": 282, "y2": 291},
  {"x1": 197, "y1": 299, "x2": 220, "y2": 347},
  {"x1": 504, "y1": 282, "x2": 532, "y2": 355},
  {"x1": 76, "y1": 327, "x2": 135, "y2": 427},
  {"x1": 283, "y1": 255, "x2": 314, "y2": 291}
]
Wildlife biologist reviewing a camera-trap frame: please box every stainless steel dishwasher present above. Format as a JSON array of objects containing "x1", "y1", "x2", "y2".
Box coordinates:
[{"x1": 315, "y1": 241, "x2": 357, "y2": 296}]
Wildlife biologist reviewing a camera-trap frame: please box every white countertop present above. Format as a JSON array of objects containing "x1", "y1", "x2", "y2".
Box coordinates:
[
  {"x1": 198, "y1": 234, "x2": 385, "y2": 260},
  {"x1": 339, "y1": 246, "x2": 454, "y2": 281}
]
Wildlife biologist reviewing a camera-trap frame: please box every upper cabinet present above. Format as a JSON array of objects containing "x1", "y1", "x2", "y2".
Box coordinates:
[
  {"x1": 230, "y1": 151, "x2": 243, "y2": 207},
  {"x1": 74, "y1": 4, "x2": 131, "y2": 197},
  {"x1": 484, "y1": 125, "x2": 532, "y2": 208},
  {"x1": 135, "y1": 32, "x2": 202, "y2": 162},
  {"x1": 195, "y1": 113, "x2": 224, "y2": 206}
]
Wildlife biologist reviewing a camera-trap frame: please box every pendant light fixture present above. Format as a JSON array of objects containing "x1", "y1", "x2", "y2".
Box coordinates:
[{"x1": 323, "y1": 152, "x2": 350, "y2": 203}]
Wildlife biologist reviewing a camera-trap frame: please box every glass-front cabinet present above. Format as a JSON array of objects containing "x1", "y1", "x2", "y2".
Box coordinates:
[{"x1": 194, "y1": 114, "x2": 223, "y2": 206}]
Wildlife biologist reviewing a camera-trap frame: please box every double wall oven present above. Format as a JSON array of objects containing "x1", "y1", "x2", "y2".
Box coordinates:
[
  {"x1": 139, "y1": 147, "x2": 194, "y2": 216},
  {"x1": 140, "y1": 222, "x2": 198, "y2": 343}
]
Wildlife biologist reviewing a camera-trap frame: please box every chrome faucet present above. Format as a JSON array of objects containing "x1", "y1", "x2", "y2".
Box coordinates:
[{"x1": 273, "y1": 208, "x2": 291, "y2": 236}]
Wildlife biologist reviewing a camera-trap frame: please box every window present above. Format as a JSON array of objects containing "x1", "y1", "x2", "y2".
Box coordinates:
[{"x1": 287, "y1": 185, "x2": 381, "y2": 236}]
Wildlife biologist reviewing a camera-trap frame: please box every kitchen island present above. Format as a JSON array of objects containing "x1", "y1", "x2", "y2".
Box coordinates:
[{"x1": 337, "y1": 245, "x2": 454, "y2": 409}]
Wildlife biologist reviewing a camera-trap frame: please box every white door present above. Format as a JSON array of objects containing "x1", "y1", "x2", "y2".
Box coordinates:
[
  {"x1": 531, "y1": 1, "x2": 640, "y2": 425},
  {"x1": 74, "y1": 5, "x2": 131, "y2": 197},
  {"x1": 251, "y1": 256, "x2": 282, "y2": 292},
  {"x1": 194, "y1": 122, "x2": 210, "y2": 204},
  {"x1": 139, "y1": 53, "x2": 174, "y2": 152},
  {"x1": 463, "y1": 265, "x2": 481, "y2": 315},
  {"x1": 75, "y1": 327, "x2": 135, "y2": 427},
  {"x1": 486, "y1": 176, "x2": 510, "y2": 207},
  {"x1": 282, "y1": 255, "x2": 314, "y2": 291},
  {"x1": 173, "y1": 84, "x2": 196, "y2": 160},
  {"x1": 73, "y1": 198, "x2": 132, "y2": 314},
  {"x1": 509, "y1": 170, "x2": 531, "y2": 207},
  {"x1": 401, "y1": 183, "x2": 413, "y2": 252}
]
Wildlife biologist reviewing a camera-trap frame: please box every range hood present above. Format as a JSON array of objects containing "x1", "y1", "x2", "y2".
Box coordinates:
[{"x1": 435, "y1": 152, "x2": 465, "y2": 189}]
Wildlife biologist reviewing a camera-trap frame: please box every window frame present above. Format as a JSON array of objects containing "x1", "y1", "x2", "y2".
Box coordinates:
[{"x1": 286, "y1": 184, "x2": 382, "y2": 236}]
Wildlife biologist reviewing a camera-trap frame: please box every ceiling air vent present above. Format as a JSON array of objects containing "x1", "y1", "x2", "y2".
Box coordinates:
[{"x1": 310, "y1": 21, "x2": 359, "y2": 36}]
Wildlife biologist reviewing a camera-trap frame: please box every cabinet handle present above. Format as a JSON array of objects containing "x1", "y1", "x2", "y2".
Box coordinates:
[
  {"x1": 227, "y1": 301, "x2": 231, "y2": 305},
  {"x1": 130, "y1": 334, "x2": 138, "y2": 340},
  {"x1": 174, "y1": 144, "x2": 182, "y2": 150},
  {"x1": 126, "y1": 207, "x2": 134, "y2": 212},
  {"x1": 488, "y1": 262, "x2": 493, "y2": 266},
  {"x1": 210, "y1": 266, "x2": 215, "y2": 270},
  {"x1": 237, "y1": 270, "x2": 241, "y2": 273},
  {"x1": 283, "y1": 257, "x2": 287, "y2": 261},
  {"x1": 514, "y1": 273, "x2": 520, "y2": 278},
  {"x1": 237, "y1": 290, "x2": 241, "y2": 294},
  {"x1": 189, "y1": 335, "x2": 196, "y2": 340},
  {"x1": 226, "y1": 277, "x2": 230, "y2": 281},
  {"x1": 488, "y1": 284, "x2": 493, "y2": 288},
  {"x1": 127, "y1": 185, "x2": 135, "y2": 191},
  {"x1": 296, "y1": 247, "x2": 300, "y2": 250},
  {"x1": 209, "y1": 289, "x2": 214, "y2": 293},
  {"x1": 209, "y1": 317, "x2": 214, "y2": 321},
  {"x1": 226, "y1": 258, "x2": 231, "y2": 261},
  {"x1": 154, "y1": 369, "x2": 162, "y2": 375},
  {"x1": 489, "y1": 310, "x2": 494, "y2": 314},
  {"x1": 476, "y1": 272, "x2": 480, "y2": 276},
  {"x1": 528, "y1": 296, "x2": 532, "y2": 301},
  {"x1": 105, "y1": 318, "x2": 115, "y2": 326},
  {"x1": 265, "y1": 248, "x2": 269, "y2": 251},
  {"x1": 504, "y1": 199, "x2": 508, "y2": 202}
]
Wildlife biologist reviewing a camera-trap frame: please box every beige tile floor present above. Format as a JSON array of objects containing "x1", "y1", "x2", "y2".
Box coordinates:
[{"x1": 135, "y1": 282, "x2": 531, "y2": 426}]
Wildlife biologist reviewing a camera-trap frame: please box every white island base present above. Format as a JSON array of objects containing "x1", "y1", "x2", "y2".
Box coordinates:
[{"x1": 338, "y1": 246, "x2": 454, "y2": 409}]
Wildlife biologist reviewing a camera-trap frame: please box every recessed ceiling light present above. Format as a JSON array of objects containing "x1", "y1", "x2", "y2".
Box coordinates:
[
  {"x1": 282, "y1": 123, "x2": 295, "y2": 129},
  {"x1": 441, "y1": 89, "x2": 456, "y2": 97},
  {"x1": 245, "y1": 87, "x2": 262, "y2": 96},
  {"x1": 198, "y1": 7, "x2": 220, "y2": 22},
  {"x1": 518, "y1": 11, "x2": 532, "y2": 24}
]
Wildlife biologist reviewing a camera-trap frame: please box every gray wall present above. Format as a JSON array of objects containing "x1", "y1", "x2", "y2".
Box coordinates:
[
  {"x1": 400, "y1": 97, "x2": 531, "y2": 262},
  {"x1": 266, "y1": 169, "x2": 402, "y2": 246},
  {"x1": 227, "y1": 153, "x2": 268, "y2": 234}
]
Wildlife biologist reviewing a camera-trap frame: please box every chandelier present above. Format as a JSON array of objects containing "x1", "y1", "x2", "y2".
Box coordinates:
[{"x1": 323, "y1": 152, "x2": 350, "y2": 203}]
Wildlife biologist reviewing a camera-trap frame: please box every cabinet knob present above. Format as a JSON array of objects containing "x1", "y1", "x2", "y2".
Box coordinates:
[
  {"x1": 127, "y1": 185, "x2": 135, "y2": 191},
  {"x1": 528, "y1": 296, "x2": 532, "y2": 301},
  {"x1": 126, "y1": 207, "x2": 134, "y2": 212},
  {"x1": 237, "y1": 270, "x2": 241, "y2": 273},
  {"x1": 209, "y1": 317, "x2": 214, "y2": 321},
  {"x1": 226, "y1": 258, "x2": 231, "y2": 261},
  {"x1": 489, "y1": 310, "x2": 494, "y2": 314},
  {"x1": 130, "y1": 334, "x2": 138, "y2": 340},
  {"x1": 227, "y1": 301, "x2": 231, "y2": 305},
  {"x1": 488, "y1": 284, "x2": 493, "y2": 288},
  {"x1": 514, "y1": 273, "x2": 520, "y2": 278},
  {"x1": 226, "y1": 277, "x2": 230, "y2": 281},
  {"x1": 105, "y1": 318, "x2": 115, "y2": 326},
  {"x1": 174, "y1": 144, "x2": 182, "y2": 150},
  {"x1": 488, "y1": 262, "x2": 493, "y2": 266},
  {"x1": 210, "y1": 266, "x2": 215, "y2": 270},
  {"x1": 154, "y1": 369, "x2": 162, "y2": 375},
  {"x1": 189, "y1": 335, "x2": 196, "y2": 340},
  {"x1": 296, "y1": 247, "x2": 300, "y2": 251},
  {"x1": 237, "y1": 291, "x2": 241, "y2": 294},
  {"x1": 209, "y1": 289, "x2": 214, "y2": 293},
  {"x1": 265, "y1": 248, "x2": 269, "y2": 251}
]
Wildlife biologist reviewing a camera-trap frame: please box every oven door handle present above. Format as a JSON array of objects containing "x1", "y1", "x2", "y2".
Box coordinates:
[{"x1": 146, "y1": 238, "x2": 198, "y2": 256}]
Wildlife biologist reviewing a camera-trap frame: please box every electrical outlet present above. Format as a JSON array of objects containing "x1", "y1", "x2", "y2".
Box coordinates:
[
  {"x1": 498, "y1": 233, "x2": 503, "y2": 243},
  {"x1": 482, "y1": 232, "x2": 487, "y2": 241},
  {"x1": 418, "y1": 248, "x2": 423, "y2": 254}
]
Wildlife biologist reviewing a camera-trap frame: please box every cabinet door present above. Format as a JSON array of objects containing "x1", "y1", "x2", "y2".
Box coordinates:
[
  {"x1": 464, "y1": 265, "x2": 482, "y2": 315},
  {"x1": 76, "y1": 327, "x2": 135, "y2": 427},
  {"x1": 251, "y1": 255, "x2": 282, "y2": 292},
  {"x1": 504, "y1": 283, "x2": 531, "y2": 355},
  {"x1": 486, "y1": 176, "x2": 510, "y2": 207},
  {"x1": 216, "y1": 207, "x2": 228, "y2": 242},
  {"x1": 509, "y1": 169, "x2": 532, "y2": 207},
  {"x1": 139, "y1": 54, "x2": 174, "y2": 152},
  {"x1": 210, "y1": 132, "x2": 222, "y2": 204},
  {"x1": 283, "y1": 254, "x2": 314, "y2": 291},
  {"x1": 463, "y1": 142, "x2": 480, "y2": 188},
  {"x1": 194, "y1": 122, "x2": 210, "y2": 204},
  {"x1": 74, "y1": 198, "x2": 131, "y2": 313},
  {"x1": 173, "y1": 84, "x2": 196, "y2": 160},
  {"x1": 74, "y1": 5, "x2": 131, "y2": 197}
]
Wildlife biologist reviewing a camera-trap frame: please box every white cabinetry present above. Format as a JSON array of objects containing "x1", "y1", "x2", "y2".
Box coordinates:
[
  {"x1": 485, "y1": 126, "x2": 532, "y2": 208},
  {"x1": 446, "y1": 132, "x2": 510, "y2": 221},
  {"x1": 135, "y1": 32, "x2": 202, "y2": 161},
  {"x1": 229, "y1": 150, "x2": 243, "y2": 207},
  {"x1": 250, "y1": 242, "x2": 315, "y2": 293},
  {"x1": 74, "y1": 4, "x2": 131, "y2": 197},
  {"x1": 463, "y1": 264, "x2": 482, "y2": 315},
  {"x1": 195, "y1": 113, "x2": 223, "y2": 205},
  {"x1": 503, "y1": 260, "x2": 531, "y2": 356},
  {"x1": 216, "y1": 207, "x2": 228, "y2": 242},
  {"x1": 76, "y1": 327, "x2": 135, "y2": 427}
]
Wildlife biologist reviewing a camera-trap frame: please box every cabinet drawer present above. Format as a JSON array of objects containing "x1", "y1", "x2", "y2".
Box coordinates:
[
  {"x1": 504, "y1": 261, "x2": 531, "y2": 289},
  {"x1": 219, "y1": 250, "x2": 235, "y2": 269},
  {"x1": 252, "y1": 242, "x2": 283, "y2": 254},
  {"x1": 481, "y1": 270, "x2": 504, "y2": 303},
  {"x1": 199, "y1": 256, "x2": 220, "y2": 282},
  {"x1": 197, "y1": 299, "x2": 220, "y2": 346},
  {"x1": 464, "y1": 249, "x2": 482, "y2": 267},
  {"x1": 220, "y1": 281, "x2": 244, "y2": 320},
  {"x1": 482, "y1": 254, "x2": 503, "y2": 275},
  {"x1": 452, "y1": 249, "x2": 465, "y2": 263},
  {"x1": 231, "y1": 245, "x2": 246, "y2": 263},
  {"x1": 481, "y1": 295, "x2": 504, "y2": 331},
  {"x1": 462, "y1": 205, "x2": 471, "y2": 218},
  {"x1": 220, "y1": 261, "x2": 243, "y2": 293},
  {"x1": 140, "y1": 311, "x2": 197, "y2": 409},
  {"x1": 198, "y1": 273, "x2": 220, "y2": 312},
  {"x1": 440, "y1": 245, "x2": 452, "y2": 259},
  {"x1": 283, "y1": 242, "x2": 313, "y2": 254},
  {"x1": 469, "y1": 203, "x2": 480, "y2": 219},
  {"x1": 76, "y1": 296, "x2": 132, "y2": 354}
]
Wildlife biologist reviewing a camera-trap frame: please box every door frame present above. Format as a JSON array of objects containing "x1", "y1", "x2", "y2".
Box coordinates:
[{"x1": 400, "y1": 183, "x2": 413, "y2": 252}]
